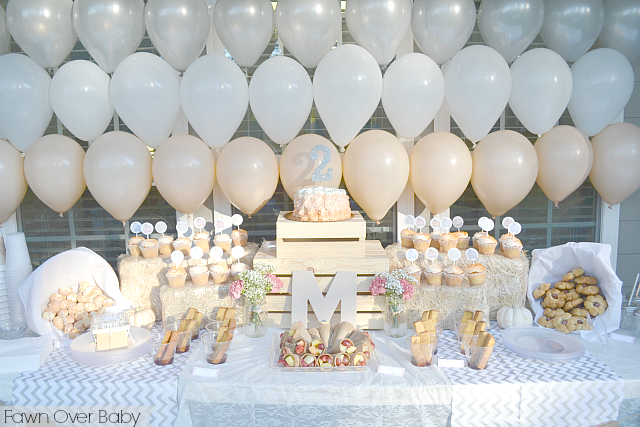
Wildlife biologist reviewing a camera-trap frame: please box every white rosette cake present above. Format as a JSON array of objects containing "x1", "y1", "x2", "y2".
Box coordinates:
[{"x1": 292, "y1": 187, "x2": 351, "y2": 222}]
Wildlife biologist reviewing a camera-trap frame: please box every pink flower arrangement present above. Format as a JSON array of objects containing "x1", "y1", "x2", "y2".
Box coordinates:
[
  {"x1": 229, "y1": 280, "x2": 243, "y2": 300},
  {"x1": 266, "y1": 274, "x2": 283, "y2": 293},
  {"x1": 401, "y1": 279, "x2": 415, "y2": 300},
  {"x1": 370, "y1": 276, "x2": 387, "y2": 297},
  {"x1": 370, "y1": 270, "x2": 418, "y2": 301}
]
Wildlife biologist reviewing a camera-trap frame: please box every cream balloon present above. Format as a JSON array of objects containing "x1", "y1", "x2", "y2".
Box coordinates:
[
  {"x1": 590, "y1": 122, "x2": 640, "y2": 206},
  {"x1": 83, "y1": 131, "x2": 152, "y2": 223},
  {"x1": 0, "y1": 54, "x2": 53, "y2": 152},
  {"x1": 313, "y1": 44, "x2": 383, "y2": 148},
  {"x1": 471, "y1": 130, "x2": 538, "y2": 217},
  {"x1": 144, "y1": 0, "x2": 210, "y2": 73},
  {"x1": 534, "y1": 126, "x2": 592, "y2": 206},
  {"x1": 411, "y1": 0, "x2": 476, "y2": 65},
  {"x1": 343, "y1": 130, "x2": 410, "y2": 222},
  {"x1": 24, "y1": 135, "x2": 85, "y2": 215},
  {"x1": 578, "y1": 129, "x2": 594, "y2": 184},
  {"x1": 381, "y1": 53, "x2": 445, "y2": 140},
  {"x1": 215, "y1": 137, "x2": 279, "y2": 215},
  {"x1": 274, "y1": 0, "x2": 342, "y2": 69},
  {"x1": 213, "y1": 0, "x2": 273, "y2": 68},
  {"x1": 6, "y1": 0, "x2": 77, "y2": 69},
  {"x1": 0, "y1": 139, "x2": 27, "y2": 224},
  {"x1": 0, "y1": 5, "x2": 10, "y2": 55},
  {"x1": 249, "y1": 56, "x2": 313, "y2": 146},
  {"x1": 73, "y1": 0, "x2": 146, "y2": 74},
  {"x1": 600, "y1": 0, "x2": 640, "y2": 63},
  {"x1": 280, "y1": 134, "x2": 342, "y2": 200},
  {"x1": 345, "y1": 0, "x2": 412, "y2": 66},
  {"x1": 49, "y1": 60, "x2": 113, "y2": 142},
  {"x1": 110, "y1": 52, "x2": 181, "y2": 149},
  {"x1": 444, "y1": 45, "x2": 512, "y2": 144},
  {"x1": 181, "y1": 55, "x2": 248, "y2": 150},
  {"x1": 410, "y1": 132, "x2": 472, "y2": 215},
  {"x1": 152, "y1": 135, "x2": 215, "y2": 215}
]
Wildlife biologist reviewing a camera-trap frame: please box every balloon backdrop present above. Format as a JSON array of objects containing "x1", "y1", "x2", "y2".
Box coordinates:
[
  {"x1": 72, "y1": 0, "x2": 146, "y2": 74},
  {"x1": 534, "y1": 126, "x2": 592, "y2": 206},
  {"x1": 249, "y1": 56, "x2": 313, "y2": 146},
  {"x1": 600, "y1": 0, "x2": 640, "y2": 63},
  {"x1": 410, "y1": 132, "x2": 473, "y2": 215},
  {"x1": 274, "y1": 0, "x2": 342, "y2": 69},
  {"x1": 313, "y1": 44, "x2": 383, "y2": 148},
  {"x1": 471, "y1": 130, "x2": 539, "y2": 217},
  {"x1": 145, "y1": 0, "x2": 210, "y2": 73},
  {"x1": 181, "y1": 55, "x2": 248, "y2": 150},
  {"x1": 444, "y1": 45, "x2": 512, "y2": 144},
  {"x1": 213, "y1": 0, "x2": 274, "y2": 68},
  {"x1": 343, "y1": 130, "x2": 410, "y2": 222},
  {"x1": 577, "y1": 128, "x2": 594, "y2": 185},
  {"x1": 6, "y1": 0, "x2": 77, "y2": 69},
  {"x1": 0, "y1": 6, "x2": 10, "y2": 56},
  {"x1": 381, "y1": 53, "x2": 445, "y2": 140},
  {"x1": 478, "y1": 0, "x2": 545, "y2": 64},
  {"x1": 49, "y1": 60, "x2": 114, "y2": 142},
  {"x1": 216, "y1": 137, "x2": 279, "y2": 215},
  {"x1": 345, "y1": 0, "x2": 412, "y2": 66},
  {"x1": 411, "y1": 0, "x2": 476, "y2": 65},
  {"x1": 568, "y1": 48, "x2": 634, "y2": 137},
  {"x1": 83, "y1": 132, "x2": 152, "y2": 223},
  {"x1": 590, "y1": 122, "x2": 640, "y2": 206},
  {"x1": 24, "y1": 135, "x2": 86, "y2": 215},
  {"x1": 0, "y1": 139, "x2": 28, "y2": 224},
  {"x1": 110, "y1": 52, "x2": 181, "y2": 149},
  {"x1": 539, "y1": 0, "x2": 605, "y2": 63},
  {"x1": 509, "y1": 48, "x2": 572, "y2": 136},
  {"x1": 280, "y1": 134, "x2": 342, "y2": 200},
  {"x1": 0, "y1": 54, "x2": 53, "y2": 152},
  {"x1": 152, "y1": 135, "x2": 215, "y2": 215}
]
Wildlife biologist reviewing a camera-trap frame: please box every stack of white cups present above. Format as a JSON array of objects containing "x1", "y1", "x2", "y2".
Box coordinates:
[
  {"x1": 4, "y1": 232, "x2": 32, "y2": 324},
  {"x1": 0, "y1": 235, "x2": 8, "y2": 323}
]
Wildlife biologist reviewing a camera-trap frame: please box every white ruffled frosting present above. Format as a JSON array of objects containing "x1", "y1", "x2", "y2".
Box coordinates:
[
  {"x1": 296, "y1": 187, "x2": 346, "y2": 196},
  {"x1": 292, "y1": 187, "x2": 351, "y2": 222}
]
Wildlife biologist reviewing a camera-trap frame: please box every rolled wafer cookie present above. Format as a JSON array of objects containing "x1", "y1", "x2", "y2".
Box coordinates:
[
  {"x1": 317, "y1": 353, "x2": 334, "y2": 367},
  {"x1": 282, "y1": 353, "x2": 301, "y2": 367},
  {"x1": 300, "y1": 353, "x2": 317, "y2": 368},
  {"x1": 307, "y1": 328, "x2": 321, "y2": 340},
  {"x1": 292, "y1": 327, "x2": 313, "y2": 344},
  {"x1": 319, "y1": 323, "x2": 331, "y2": 345},
  {"x1": 334, "y1": 321, "x2": 356, "y2": 342},
  {"x1": 333, "y1": 352, "x2": 350, "y2": 367},
  {"x1": 350, "y1": 352, "x2": 367, "y2": 367}
]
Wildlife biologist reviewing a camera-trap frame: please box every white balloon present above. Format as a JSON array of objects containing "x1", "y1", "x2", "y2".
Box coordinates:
[
  {"x1": 213, "y1": 0, "x2": 273, "y2": 68},
  {"x1": 381, "y1": 53, "x2": 445, "y2": 140},
  {"x1": 444, "y1": 45, "x2": 512, "y2": 144},
  {"x1": 568, "y1": 48, "x2": 634, "y2": 137},
  {"x1": 509, "y1": 48, "x2": 572, "y2": 136},
  {"x1": 411, "y1": 0, "x2": 476, "y2": 65},
  {"x1": 0, "y1": 54, "x2": 53, "y2": 152},
  {"x1": 539, "y1": 0, "x2": 605, "y2": 63},
  {"x1": 181, "y1": 55, "x2": 248, "y2": 149},
  {"x1": 478, "y1": 0, "x2": 545, "y2": 64},
  {"x1": 6, "y1": 0, "x2": 77, "y2": 69},
  {"x1": 345, "y1": 0, "x2": 412, "y2": 66},
  {"x1": 73, "y1": 0, "x2": 145, "y2": 74},
  {"x1": 0, "y1": 6, "x2": 10, "y2": 56},
  {"x1": 313, "y1": 44, "x2": 383, "y2": 148},
  {"x1": 145, "y1": 0, "x2": 210, "y2": 73},
  {"x1": 110, "y1": 53, "x2": 181, "y2": 148},
  {"x1": 249, "y1": 56, "x2": 312, "y2": 146},
  {"x1": 600, "y1": 0, "x2": 640, "y2": 63},
  {"x1": 274, "y1": 0, "x2": 342, "y2": 69},
  {"x1": 50, "y1": 60, "x2": 113, "y2": 142}
]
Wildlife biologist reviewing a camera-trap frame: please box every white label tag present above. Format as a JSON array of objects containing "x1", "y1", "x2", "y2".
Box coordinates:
[
  {"x1": 377, "y1": 365, "x2": 405, "y2": 377},
  {"x1": 192, "y1": 367, "x2": 220, "y2": 378},
  {"x1": 438, "y1": 359, "x2": 465, "y2": 368},
  {"x1": 610, "y1": 333, "x2": 635, "y2": 344}
]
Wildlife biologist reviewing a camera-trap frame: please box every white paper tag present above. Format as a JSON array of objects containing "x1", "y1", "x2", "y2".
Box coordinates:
[
  {"x1": 452, "y1": 216, "x2": 464, "y2": 229},
  {"x1": 377, "y1": 365, "x2": 405, "y2": 377},
  {"x1": 231, "y1": 245, "x2": 245, "y2": 259},
  {"x1": 176, "y1": 221, "x2": 189, "y2": 234},
  {"x1": 214, "y1": 219, "x2": 225, "y2": 232},
  {"x1": 190, "y1": 246, "x2": 204, "y2": 260},
  {"x1": 141, "y1": 222, "x2": 154, "y2": 236},
  {"x1": 210, "y1": 246, "x2": 223, "y2": 260},
  {"x1": 194, "y1": 217, "x2": 207, "y2": 229},
  {"x1": 478, "y1": 217, "x2": 489, "y2": 228},
  {"x1": 404, "y1": 215, "x2": 416, "y2": 227},
  {"x1": 438, "y1": 359, "x2": 465, "y2": 368},
  {"x1": 466, "y1": 248, "x2": 479, "y2": 261},
  {"x1": 415, "y1": 216, "x2": 426, "y2": 229},
  {"x1": 171, "y1": 250, "x2": 185, "y2": 264},
  {"x1": 231, "y1": 214, "x2": 244, "y2": 227},
  {"x1": 130, "y1": 221, "x2": 142, "y2": 234},
  {"x1": 429, "y1": 217, "x2": 441, "y2": 229},
  {"x1": 192, "y1": 367, "x2": 220, "y2": 378},
  {"x1": 155, "y1": 221, "x2": 167, "y2": 234},
  {"x1": 406, "y1": 249, "x2": 419, "y2": 262},
  {"x1": 440, "y1": 217, "x2": 452, "y2": 231},
  {"x1": 508, "y1": 222, "x2": 522, "y2": 235},
  {"x1": 610, "y1": 333, "x2": 635, "y2": 344},
  {"x1": 502, "y1": 216, "x2": 515, "y2": 229},
  {"x1": 448, "y1": 248, "x2": 461, "y2": 261},
  {"x1": 481, "y1": 218, "x2": 495, "y2": 232},
  {"x1": 425, "y1": 247, "x2": 439, "y2": 261}
]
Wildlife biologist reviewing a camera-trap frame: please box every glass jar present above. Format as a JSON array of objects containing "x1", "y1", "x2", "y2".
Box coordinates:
[
  {"x1": 620, "y1": 303, "x2": 639, "y2": 330},
  {"x1": 243, "y1": 299, "x2": 268, "y2": 338},
  {"x1": 384, "y1": 298, "x2": 407, "y2": 338}
]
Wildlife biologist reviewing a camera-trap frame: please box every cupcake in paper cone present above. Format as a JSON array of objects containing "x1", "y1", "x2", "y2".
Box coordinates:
[
  {"x1": 425, "y1": 264, "x2": 443, "y2": 285},
  {"x1": 400, "y1": 229, "x2": 416, "y2": 248},
  {"x1": 502, "y1": 238, "x2": 523, "y2": 259},
  {"x1": 444, "y1": 265, "x2": 464, "y2": 287},
  {"x1": 465, "y1": 263, "x2": 486, "y2": 286},
  {"x1": 139, "y1": 239, "x2": 159, "y2": 259},
  {"x1": 438, "y1": 233, "x2": 458, "y2": 253},
  {"x1": 453, "y1": 231, "x2": 469, "y2": 249},
  {"x1": 158, "y1": 236, "x2": 174, "y2": 258},
  {"x1": 231, "y1": 229, "x2": 248, "y2": 247},
  {"x1": 412, "y1": 233, "x2": 431, "y2": 251},
  {"x1": 193, "y1": 231, "x2": 211, "y2": 254},
  {"x1": 477, "y1": 235, "x2": 498, "y2": 255},
  {"x1": 173, "y1": 237, "x2": 192, "y2": 256},
  {"x1": 128, "y1": 236, "x2": 144, "y2": 257},
  {"x1": 166, "y1": 266, "x2": 187, "y2": 288},
  {"x1": 210, "y1": 263, "x2": 230, "y2": 284}
]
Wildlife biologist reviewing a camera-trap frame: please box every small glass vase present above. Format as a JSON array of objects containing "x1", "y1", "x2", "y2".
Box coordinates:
[
  {"x1": 243, "y1": 299, "x2": 268, "y2": 338},
  {"x1": 384, "y1": 298, "x2": 407, "y2": 338}
]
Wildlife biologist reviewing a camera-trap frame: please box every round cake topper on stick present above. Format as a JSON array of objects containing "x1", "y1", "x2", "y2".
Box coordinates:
[
  {"x1": 130, "y1": 221, "x2": 142, "y2": 235},
  {"x1": 404, "y1": 215, "x2": 416, "y2": 228},
  {"x1": 194, "y1": 217, "x2": 206, "y2": 231},
  {"x1": 441, "y1": 217, "x2": 453, "y2": 232},
  {"x1": 141, "y1": 222, "x2": 154, "y2": 238},
  {"x1": 190, "y1": 246, "x2": 204, "y2": 265},
  {"x1": 210, "y1": 246, "x2": 223, "y2": 260},
  {"x1": 448, "y1": 248, "x2": 461, "y2": 264},
  {"x1": 414, "y1": 216, "x2": 426, "y2": 232},
  {"x1": 214, "y1": 219, "x2": 225, "y2": 234},
  {"x1": 425, "y1": 247, "x2": 439, "y2": 262},
  {"x1": 453, "y1": 216, "x2": 464, "y2": 231},
  {"x1": 478, "y1": 217, "x2": 489, "y2": 228},
  {"x1": 231, "y1": 214, "x2": 244, "y2": 228},
  {"x1": 231, "y1": 245, "x2": 245, "y2": 262},
  {"x1": 176, "y1": 221, "x2": 189, "y2": 235},
  {"x1": 502, "y1": 216, "x2": 515, "y2": 229},
  {"x1": 170, "y1": 250, "x2": 184, "y2": 265},
  {"x1": 508, "y1": 222, "x2": 522, "y2": 235},
  {"x1": 481, "y1": 218, "x2": 495, "y2": 233},
  {"x1": 406, "y1": 248, "x2": 419, "y2": 263},
  {"x1": 466, "y1": 248, "x2": 479, "y2": 262},
  {"x1": 429, "y1": 217, "x2": 441, "y2": 230},
  {"x1": 155, "y1": 221, "x2": 167, "y2": 236}
]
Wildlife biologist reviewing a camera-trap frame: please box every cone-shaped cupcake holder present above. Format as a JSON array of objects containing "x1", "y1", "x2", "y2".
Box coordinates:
[{"x1": 4, "y1": 232, "x2": 32, "y2": 324}]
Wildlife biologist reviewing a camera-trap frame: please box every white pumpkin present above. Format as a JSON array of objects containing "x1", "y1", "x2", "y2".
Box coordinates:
[
  {"x1": 497, "y1": 306, "x2": 533, "y2": 329},
  {"x1": 125, "y1": 307, "x2": 156, "y2": 328}
]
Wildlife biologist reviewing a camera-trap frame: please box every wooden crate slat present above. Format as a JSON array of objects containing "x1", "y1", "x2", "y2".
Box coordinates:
[
  {"x1": 277, "y1": 241, "x2": 367, "y2": 258},
  {"x1": 265, "y1": 294, "x2": 383, "y2": 312},
  {"x1": 276, "y1": 275, "x2": 374, "y2": 293},
  {"x1": 267, "y1": 312, "x2": 384, "y2": 330},
  {"x1": 276, "y1": 211, "x2": 366, "y2": 241}
]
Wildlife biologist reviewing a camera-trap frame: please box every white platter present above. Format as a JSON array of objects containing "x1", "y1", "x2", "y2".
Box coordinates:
[
  {"x1": 70, "y1": 327, "x2": 151, "y2": 366},
  {"x1": 502, "y1": 326, "x2": 585, "y2": 363}
]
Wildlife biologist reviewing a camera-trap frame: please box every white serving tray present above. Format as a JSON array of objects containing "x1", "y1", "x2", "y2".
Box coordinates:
[
  {"x1": 70, "y1": 327, "x2": 151, "y2": 366},
  {"x1": 502, "y1": 326, "x2": 585, "y2": 363}
]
